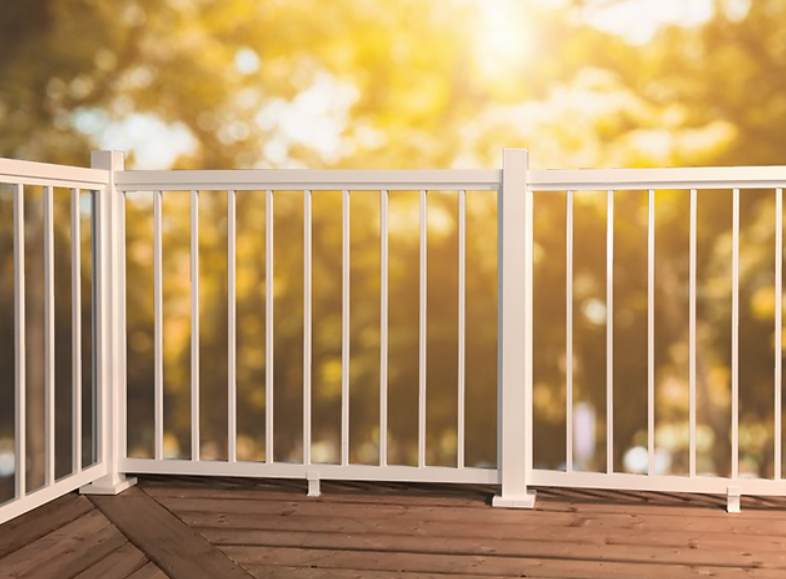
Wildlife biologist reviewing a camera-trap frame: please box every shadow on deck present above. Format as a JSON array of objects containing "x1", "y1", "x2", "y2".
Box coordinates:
[{"x1": 2, "y1": 475, "x2": 786, "y2": 578}]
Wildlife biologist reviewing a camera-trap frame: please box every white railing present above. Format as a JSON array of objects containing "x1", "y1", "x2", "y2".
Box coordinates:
[
  {"x1": 0, "y1": 157, "x2": 113, "y2": 525},
  {"x1": 3, "y1": 149, "x2": 786, "y2": 525}
]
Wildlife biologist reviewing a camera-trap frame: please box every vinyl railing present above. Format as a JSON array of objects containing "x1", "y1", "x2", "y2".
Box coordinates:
[{"x1": 3, "y1": 149, "x2": 786, "y2": 525}]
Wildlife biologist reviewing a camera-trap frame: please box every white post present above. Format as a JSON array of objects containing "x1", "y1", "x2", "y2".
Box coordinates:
[
  {"x1": 81, "y1": 151, "x2": 137, "y2": 495},
  {"x1": 493, "y1": 148, "x2": 536, "y2": 508}
]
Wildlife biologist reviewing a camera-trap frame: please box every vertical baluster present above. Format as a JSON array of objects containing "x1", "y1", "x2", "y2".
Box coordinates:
[
  {"x1": 419, "y1": 189, "x2": 428, "y2": 468},
  {"x1": 14, "y1": 184, "x2": 27, "y2": 496},
  {"x1": 648, "y1": 189, "x2": 655, "y2": 476},
  {"x1": 776, "y1": 188, "x2": 783, "y2": 481},
  {"x1": 228, "y1": 189, "x2": 237, "y2": 463},
  {"x1": 153, "y1": 190, "x2": 164, "y2": 460},
  {"x1": 457, "y1": 190, "x2": 466, "y2": 469},
  {"x1": 731, "y1": 188, "x2": 740, "y2": 479},
  {"x1": 689, "y1": 189, "x2": 697, "y2": 477},
  {"x1": 43, "y1": 185, "x2": 55, "y2": 485},
  {"x1": 566, "y1": 191, "x2": 574, "y2": 473},
  {"x1": 265, "y1": 190, "x2": 274, "y2": 463},
  {"x1": 190, "y1": 190, "x2": 200, "y2": 461},
  {"x1": 303, "y1": 189, "x2": 312, "y2": 466},
  {"x1": 71, "y1": 188, "x2": 82, "y2": 474},
  {"x1": 341, "y1": 190, "x2": 350, "y2": 466},
  {"x1": 380, "y1": 189, "x2": 389, "y2": 467},
  {"x1": 606, "y1": 190, "x2": 614, "y2": 474}
]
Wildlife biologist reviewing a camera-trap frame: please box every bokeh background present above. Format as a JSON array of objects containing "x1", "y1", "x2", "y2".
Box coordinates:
[{"x1": 2, "y1": 0, "x2": 785, "y2": 501}]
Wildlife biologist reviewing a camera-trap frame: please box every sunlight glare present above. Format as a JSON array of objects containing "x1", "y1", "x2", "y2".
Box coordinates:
[{"x1": 473, "y1": 0, "x2": 535, "y2": 80}]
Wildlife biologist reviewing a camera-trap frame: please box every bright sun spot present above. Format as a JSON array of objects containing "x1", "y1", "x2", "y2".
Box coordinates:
[{"x1": 474, "y1": 0, "x2": 536, "y2": 79}]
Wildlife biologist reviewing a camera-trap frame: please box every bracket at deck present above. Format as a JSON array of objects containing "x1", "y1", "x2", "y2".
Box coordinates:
[
  {"x1": 307, "y1": 471, "x2": 321, "y2": 497},
  {"x1": 727, "y1": 486, "x2": 741, "y2": 513}
]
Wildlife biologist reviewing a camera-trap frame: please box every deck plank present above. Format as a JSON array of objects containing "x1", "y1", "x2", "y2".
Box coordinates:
[
  {"x1": 0, "y1": 493, "x2": 94, "y2": 559},
  {"x1": 197, "y1": 527, "x2": 786, "y2": 568},
  {"x1": 0, "y1": 510, "x2": 110, "y2": 579},
  {"x1": 70, "y1": 541, "x2": 149, "y2": 579},
  {"x1": 23, "y1": 524, "x2": 127, "y2": 579},
  {"x1": 222, "y1": 545, "x2": 784, "y2": 579},
  {"x1": 157, "y1": 495, "x2": 786, "y2": 536},
  {"x1": 88, "y1": 487, "x2": 254, "y2": 579},
  {"x1": 126, "y1": 562, "x2": 170, "y2": 579},
  {"x1": 178, "y1": 508, "x2": 786, "y2": 550}
]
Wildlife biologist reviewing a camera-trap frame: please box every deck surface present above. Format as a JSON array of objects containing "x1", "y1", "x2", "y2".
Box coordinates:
[{"x1": 2, "y1": 476, "x2": 786, "y2": 578}]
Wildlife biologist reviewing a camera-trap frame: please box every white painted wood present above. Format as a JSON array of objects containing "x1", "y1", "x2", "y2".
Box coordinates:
[
  {"x1": 493, "y1": 148, "x2": 536, "y2": 509},
  {"x1": 190, "y1": 190, "x2": 200, "y2": 461},
  {"x1": 81, "y1": 150, "x2": 136, "y2": 494},
  {"x1": 43, "y1": 185, "x2": 56, "y2": 485},
  {"x1": 13, "y1": 183, "x2": 26, "y2": 498},
  {"x1": 648, "y1": 190, "x2": 655, "y2": 476},
  {"x1": 457, "y1": 190, "x2": 466, "y2": 469},
  {"x1": 727, "y1": 486, "x2": 741, "y2": 513},
  {"x1": 115, "y1": 169, "x2": 502, "y2": 192},
  {"x1": 379, "y1": 190, "x2": 389, "y2": 468},
  {"x1": 341, "y1": 190, "x2": 350, "y2": 467},
  {"x1": 307, "y1": 471, "x2": 320, "y2": 497},
  {"x1": 71, "y1": 189, "x2": 82, "y2": 474},
  {"x1": 606, "y1": 190, "x2": 613, "y2": 474},
  {"x1": 0, "y1": 463, "x2": 108, "y2": 526},
  {"x1": 303, "y1": 189, "x2": 312, "y2": 466},
  {"x1": 777, "y1": 188, "x2": 783, "y2": 481},
  {"x1": 732, "y1": 188, "x2": 739, "y2": 479},
  {"x1": 0, "y1": 157, "x2": 108, "y2": 189},
  {"x1": 154, "y1": 189, "x2": 164, "y2": 461},
  {"x1": 566, "y1": 191, "x2": 573, "y2": 473},
  {"x1": 419, "y1": 189, "x2": 427, "y2": 469},
  {"x1": 228, "y1": 189, "x2": 237, "y2": 463},
  {"x1": 121, "y1": 457, "x2": 499, "y2": 484},
  {"x1": 265, "y1": 190, "x2": 274, "y2": 463},
  {"x1": 530, "y1": 468, "x2": 786, "y2": 496},
  {"x1": 528, "y1": 166, "x2": 786, "y2": 192},
  {"x1": 690, "y1": 189, "x2": 697, "y2": 477},
  {"x1": 119, "y1": 192, "x2": 128, "y2": 463}
]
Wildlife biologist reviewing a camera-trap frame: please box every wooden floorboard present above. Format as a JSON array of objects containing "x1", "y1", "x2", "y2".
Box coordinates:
[
  {"x1": 4, "y1": 476, "x2": 786, "y2": 579},
  {"x1": 126, "y1": 562, "x2": 170, "y2": 579},
  {"x1": 89, "y1": 486, "x2": 254, "y2": 579},
  {"x1": 221, "y1": 544, "x2": 785, "y2": 579},
  {"x1": 0, "y1": 493, "x2": 94, "y2": 560},
  {"x1": 70, "y1": 541, "x2": 149, "y2": 579}
]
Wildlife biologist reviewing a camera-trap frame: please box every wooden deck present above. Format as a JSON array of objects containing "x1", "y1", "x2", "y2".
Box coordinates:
[{"x1": 3, "y1": 477, "x2": 786, "y2": 579}]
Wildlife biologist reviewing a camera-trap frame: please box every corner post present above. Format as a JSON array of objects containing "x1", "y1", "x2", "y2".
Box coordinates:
[
  {"x1": 493, "y1": 148, "x2": 536, "y2": 509},
  {"x1": 81, "y1": 151, "x2": 137, "y2": 495}
]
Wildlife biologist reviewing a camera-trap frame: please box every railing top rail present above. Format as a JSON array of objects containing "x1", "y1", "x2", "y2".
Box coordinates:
[
  {"x1": 115, "y1": 168, "x2": 502, "y2": 191},
  {"x1": 529, "y1": 165, "x2": 786, "y2": 191},
  {"x1": 0, "y1": 157, "x2": 110, "y2": 189}
]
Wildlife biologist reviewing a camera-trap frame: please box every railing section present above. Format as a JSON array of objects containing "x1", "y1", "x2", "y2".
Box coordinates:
[
  {"x1": 116, "y1": 167, "x2": 502, "y2": 485},
  {"x1": 0, "y1": 158, "x2": 111, "y2": 525},
  {"x1": 527, "y1": 165, "x2": 786, "y2": 507}
]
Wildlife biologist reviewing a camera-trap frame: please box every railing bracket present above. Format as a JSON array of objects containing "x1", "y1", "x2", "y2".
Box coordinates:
[
  {"x1": 307, "y1": 471, "x2": 321, "y2": 497},
  {"x1": 492, "y1": 489, "x2": 536, "y2": 509},
  {"x1": 727, "y1": 486, "x2": 741, "y2": 513}
]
